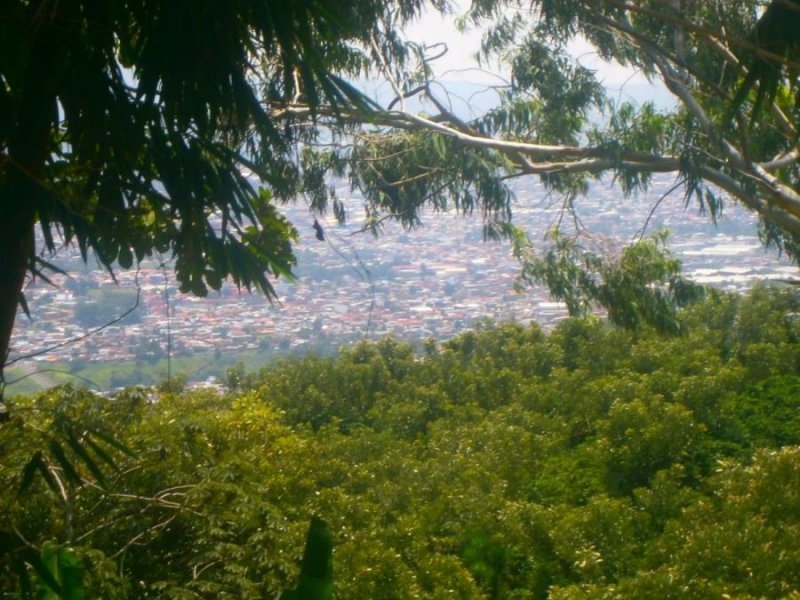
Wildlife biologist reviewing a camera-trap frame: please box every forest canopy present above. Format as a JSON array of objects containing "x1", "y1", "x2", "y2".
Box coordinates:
[
  {"x1": 4, "y1": 2, "x2": 800, "y2": 596},
  {"x1": 3, "y1": 284, "x2": 800, "y2": 597}
]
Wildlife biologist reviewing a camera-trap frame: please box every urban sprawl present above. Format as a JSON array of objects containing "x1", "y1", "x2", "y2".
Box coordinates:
[{"x1": 10, "y1": 177, "x2": 796, "y2": 366}]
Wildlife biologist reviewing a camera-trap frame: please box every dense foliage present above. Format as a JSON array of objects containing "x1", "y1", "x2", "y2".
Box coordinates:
[{"x1": 2, "y1": 283, "x2": 800, "y2": 597}]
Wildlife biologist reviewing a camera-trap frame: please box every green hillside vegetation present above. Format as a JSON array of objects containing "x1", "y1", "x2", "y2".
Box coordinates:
[
  {"x1": 6, "y1": 323, "x2": 356, "y2": 397},
  {"x1": 3, "y1": 283, "x2": 800, "y2": 598},
  {"x1": 5, "y1": 345, "x2": 325, "y2": 398}
]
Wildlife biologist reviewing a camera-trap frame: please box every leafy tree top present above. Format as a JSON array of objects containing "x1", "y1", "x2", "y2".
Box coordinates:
[{"x1": 293, "y1": 0, "x2": 800, "y2": 253}]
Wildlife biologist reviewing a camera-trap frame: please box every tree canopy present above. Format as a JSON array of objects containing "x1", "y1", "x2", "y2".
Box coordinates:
[
  {"x1": 3, "y1": 0, "x2": 800, "y2": 385},
  {"x1": 295, "y1": 0, "x2": 800, "y2": 249},
  {"x1": 4, "y1": 286, "x2": 800, "y2": 596}
]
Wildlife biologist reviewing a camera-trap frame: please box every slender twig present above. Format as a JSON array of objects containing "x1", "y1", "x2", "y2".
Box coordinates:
[
  {"x1": 635, "y1": 177, "x2": 686, "y2": 242},
  {"x1": 110, "y1": 512, "x2": 180, "y2": 560}
]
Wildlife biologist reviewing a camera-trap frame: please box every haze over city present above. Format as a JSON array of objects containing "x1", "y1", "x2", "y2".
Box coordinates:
[{"x1": 9, "y1": 173, "x2": 792, "y2": 390}]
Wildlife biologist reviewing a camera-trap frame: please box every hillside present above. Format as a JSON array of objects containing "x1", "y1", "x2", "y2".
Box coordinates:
[{"x1": 2, "y1": 283, "x2": 800, "y2": 598}]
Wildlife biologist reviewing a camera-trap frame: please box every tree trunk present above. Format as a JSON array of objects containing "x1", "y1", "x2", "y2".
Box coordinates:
[
  {"x1": 0, "y1": 27, "x2": 58, "y2": 391},
  {"x1": 0, "y1": 205, "x2": 35, "y2": 386}
]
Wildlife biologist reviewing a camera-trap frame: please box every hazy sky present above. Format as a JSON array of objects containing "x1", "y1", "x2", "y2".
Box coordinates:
[
  {"x1": 402, "y1": 2, "x2": 671, "y2": 106},
  {"x1": 402, "y1": 8, "x2": 499, "y2": 83}
]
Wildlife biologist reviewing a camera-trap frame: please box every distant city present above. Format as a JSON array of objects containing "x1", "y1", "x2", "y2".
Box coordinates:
[{"x1": 9, "y1": 175, "x2": 797, "y2": 369}]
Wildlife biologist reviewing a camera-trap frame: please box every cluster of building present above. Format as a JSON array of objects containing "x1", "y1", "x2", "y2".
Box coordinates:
[{"x1": 9, "y1": 176, "x2": 796, "y2": 366}]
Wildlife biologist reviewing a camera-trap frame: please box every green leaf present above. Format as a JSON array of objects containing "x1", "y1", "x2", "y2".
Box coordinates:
[
  {"x1": 18, "y1": 293, "x2": 31, "y2": 320},
  {"x1": 431, "y1": 133, "x2": 447, "y2": 160},
  {"x1": 118, "y1": 244, "x2": 134, "y2": 269},
  {"x1": 18, "y1": 451, "x2": 60, "y2": 497},
  {"x1": 48, "y1": 441, "x2": 82, "y2": 486},
  {"x1": 22, "y1": 546, "x2": 63, "y2": 598},
  {"x1": 19, "y1": 452, "x2": 44, "y2": 495},
  {"x1": 80, "y1": 435, "x2": 118, "y2": 471},
  {"x1": 37, "y1": 542, "x2": 85, "y2": 600},
  {"x1": 87, "y1": 429, "x2": 135, "y2": 458},
  {"x1": 281, "y1": 517, "x2": 334, "y2": 600},
  {"x1": 65, "y1": 431, "x2": 107, "y2": 485}
]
